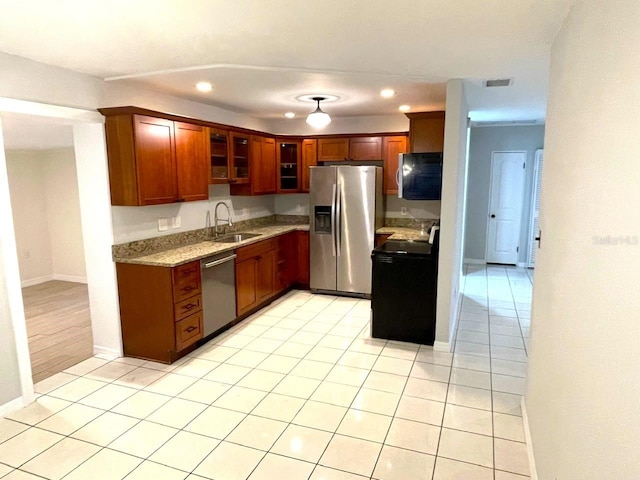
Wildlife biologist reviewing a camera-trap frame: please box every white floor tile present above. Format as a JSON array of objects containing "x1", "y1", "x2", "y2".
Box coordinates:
[
  {"x1": 212, "y1": 385, "x2": 268, "y2": 413},
  {"x1": 144, "y1": 373, "x2": 197, "y2": 396},
  {"x1": 110, "y1": 390, "x2": 171, "y2": 419},
  {"x1": 255, "y1": 354, "x2": 300, "y2": 374},
  {"x1": 149, "y1": 430, "x2": 220, "y2": 472},
  {"x1": 454, "y1": 341, "x2": 490, "y2": 357},
  {"x1": 325, "y1": 365, "x2": 369, "y2": 387},
  {"x1": 310, "y1": 382, "x2": 360, "y2": 407},
  {"x1": 494, "y1": 438, "x2": 530, "y2": 476},
  {"x1": 349, "y1": 339, "x2": 386, "y2": 355},
  {"x1": 363, "y1": 371, "x2": 407, "y2": 394},
  {"x1": 6, "y1": 396, "x2": 70, "y2": 425},
  {"x1": 0, "y1": 419, "x2": 28, "y2": 444},
  {"x1": 70, "y1": 412, "x2": 139, "y2": 446},
  {"x1": 457, "y1": 331, "x2": 490, "y2": 345},
  {"x1": 36, "y1": 403, "x2": 103, "y2": 436},
  {"x1": 337, "y1": 351, "x2": 378, "y2": 369},
  {"x1": 293, "y1": 400, "x2": 347, "y2": 432},
  {"x1": 84, "y1": 362, "x2": 138, "y2": 382},
  {"x1": 492, "y1": 359, "x2": 527, "y2": 378},
  {"x1": 372, "y1": 356, "x2": 413, "y2": 376},
  {"x1": 170, "y1": 357, "x2": 219, "y2": 378},
  {"x1": 63, "y1": 357, "x2": 109, "y2": 376},
  {"x1": 372, "y1": 445, "x2": 435, "y2": 480},
  {"x1": 21, "y1": 437, "x2": 99, "y2": 480},
  {"x1": 63, "y1": 447, "x2": 141, "y2": 480},
  {"x1": 249, "y1": 453, "x2": 315, "y2": 480},
  {"x1": 226, "y1": 350, "x2": 269, "y2": 368},
  {"x1": 108, "y1": 420, "x2": 178, "y2": 458},
  {"x1": 432, "y1": 456, "x2": 493, "y2": 480},
  {"x1": 146, "y1": 397, "x2": 207, "y2": 429},
  {"x1": 0, "y1": 428, "x2": 64, "y2": 468},
  {"x1": 437, "y1": 428, "x2": 494, "y2": 468},
  {"x1": 113, "y1": 367, "x2": 166, "y2": 388},
  {"x1": 449, "y1": 368, "x2": 491, "y2": 390},
  {"x1": 494, "y1": 470, "x2": 530, "y2": 479},
  {"x1": 125, "y1": 460, "x2": 188, "y2": 480},
  {"x1": 226, "y1": 415, "x2": 288, "y2": 451},
  {"x1": 271, "y1": 424, "x2": 333, "y2": 463},
  {"x1": 185, "y1": 405, "x2": 246, "y2": 439},
  {"x1": 493, "y1": 413, "x2": 526, "y2": 442},
  {"x1": 252, "y1": 392, "x2": 306, "y2": 422},
  {"x1": 351, "y1": 388, "x2": 400, "y2": 416},
  {"x1": 290, "y1": 359, "x2": 334, "y2": 380},
  {"x1": 492, "y1": 374, "x2": 526, "y2": 395},
  {"x1": 443, "y1": 404, "x2": 493, "y2": 436},
  {"x1": 237, "y1": 369, "x2": 286, "y2": 391},
  {"x1": 194, "y1": 441, "x2": 264, "y2": 480},
  {"x1": 0, "y1": 464, "x2": 12, "y2": 477},
  {"x1": 385, "y1": 418, "x2": 440, "y2": 455},
  {"x1": 272, "y1": 375, "x2": 321, "y2": 399},
  {"x1": 380, "y1": 343, "x2": 419, "y2": 361},
  {"x1": 274, "y1": 342, "x2": 315, "y2": 358},
  {"x1": 337, "y1": 409, "x2": 392, "y2": 443},
  {"x1": 446, "y1": 384, "x2": 492, "y2": 411},
  {"x1": 319, "y1": 434, "x2": 382, "y2": 477},
  {"x1": 410, "y1": 362, "x2": 451, "y2": 383},
  {"x1": 492, "y1": 392, "x2": 523, "y2": 416},
  {"x1": 78, "y1": 383, "x2": 136, "y2": 410},
  {"x1": 33, "y1": 372, "x2": 78, "y2": 395},
  {"x1": 310, "y1": 466, "x2": 368, "y2": 479},
  {"x1": 395, "y1": 396, "x2": 445, "y2": 426},
  {"x1": 305, "y1": 346, "x2": 345, "y2": 363},
  {"x1": 403, "y1": 377, "x2": 448, "y2": 402}
]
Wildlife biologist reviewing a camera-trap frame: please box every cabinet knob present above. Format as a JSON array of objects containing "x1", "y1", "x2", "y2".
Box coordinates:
[
  {"x1": 490, "y1": 214, "x2": 496, "y2": 218},
  {"x1": 185, "y1": 326, "x2": 197, "y2": 333}
]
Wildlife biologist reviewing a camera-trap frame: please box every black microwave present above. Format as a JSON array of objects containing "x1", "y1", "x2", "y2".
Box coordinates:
[{"x1": 398, "y1": 152, "x2": 443, "y2": 200}]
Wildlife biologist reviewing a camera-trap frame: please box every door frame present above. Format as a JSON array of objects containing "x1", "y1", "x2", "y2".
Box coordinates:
[
  {"x1": 0, "y1": 97, "x2": 122, "y2": 415},
  {"x1": 528, "y1": 149, "x2": 544, "y2": 267},
  {"x1": 484, "y1": 150, "x2": 527, "y2": 265}
]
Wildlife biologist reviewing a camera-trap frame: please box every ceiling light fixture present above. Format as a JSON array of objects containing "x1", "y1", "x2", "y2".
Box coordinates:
[
  {"x1": 306, "y1": 97, "x2": 331, "y2": 129},
  {"x1": 284, "y1": 112, "x2": 296, "y2": 119},
  {"x1": 380, "y1": 89, "x2": 396, "y2": 98},
  {"x1": 399, "y1": 105, "x2": 411, "y2": 112},
  {"x1": 195, "y1": 81, "x2": 213, "y2": 92}
]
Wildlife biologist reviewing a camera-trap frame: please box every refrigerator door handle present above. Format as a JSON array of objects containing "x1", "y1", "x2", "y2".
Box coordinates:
[
  {"x1": 331, "y1": 183, "x2": 337, "y2": 257},
  {"x1": 336, "y1": 181, "x2": 342, "y2": 256},
  {"x1": 397, "y1": 154, "x2": 404, "y2": 198}
]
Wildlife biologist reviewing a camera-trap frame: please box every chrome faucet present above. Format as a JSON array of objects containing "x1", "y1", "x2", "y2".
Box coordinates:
[{"x1": 213, "y1": 202, "x2": 233, "y2": 236}]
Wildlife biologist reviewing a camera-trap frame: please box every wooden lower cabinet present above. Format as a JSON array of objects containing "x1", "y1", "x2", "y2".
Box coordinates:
[
  {"x1": 116, "y1": 260, "x2": 203, "y2": 363},
  {"x1": 296, "y1": 231, "x2": 310, "y2": 287}
]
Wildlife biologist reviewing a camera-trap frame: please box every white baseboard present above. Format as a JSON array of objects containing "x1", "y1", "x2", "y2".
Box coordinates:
[
  {"x1": 516, "y1": 262, "x2": 528, "y2": 268},
  {"x1": 53, "y1": 274, "x2": 88, "y2": 284},
  {"x1": 93, "y1": 345, "x2": 122, "y2": 359},
  {"x1": 21, "y1": 275, "x2": 54, "y2": 287},
  {"x1": 464, "y1": 258, "x2": 486, "y2": 265},
  {"x1": 0, "y1": 395, "x2": 26, "y2": 418},
  {"x1": 21, "y1": 274, "x2": 87, "y2": 287},
  {"x1": 433, "y1": 341, "x2": 451, "y2": 352},
  {"x1": 521, "y1": 397, "x2": 538, "y2": 480}
]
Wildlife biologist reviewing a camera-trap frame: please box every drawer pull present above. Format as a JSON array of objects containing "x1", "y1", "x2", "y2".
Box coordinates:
[
  {"x1": 185, "y1": 326, "x2": 197, "y2": 333},
  {"x1": 181, "y1": 303, "x2": 197, "y2": 310},
  {"x1": 182, "y1": 285, "x2": 195, "y2": 292}
]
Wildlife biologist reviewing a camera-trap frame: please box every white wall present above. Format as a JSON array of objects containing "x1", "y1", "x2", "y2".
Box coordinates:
[
  {"x1": 525, "y1": 1, "x2": 640, "y2": 479},
  {"x1": 42, "y1": 149, "x2": 86, "y2": 281},
  {"x1": 5, "y1": 151, "x2": 53, "y2": 283},
  {"x1": 464, "y1": 125, "x2": 545, "y2": 263},
  {"x1": 112, "y1": 186, "x2": 275, "y2": 243},
  {"x1": 435, "y1": 79, "x2": 469, "y2": 347},
  {"x1": 267, "y1": 115, "x2": 409, "y2": 136},
  {"x1": 274, "y1": 194, "x2": 310, "y2": 216},
  {"x1": 6, "y1": 148, "x2": 87, "y2": 285},
  {"x1": 385, "y1": 197, "x2": 441, "y2": 220}
]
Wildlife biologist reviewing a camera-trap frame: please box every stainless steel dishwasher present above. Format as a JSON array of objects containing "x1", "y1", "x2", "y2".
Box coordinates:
[{"x1": 200, "y1": 252, "x2": 237, "y2": 337}]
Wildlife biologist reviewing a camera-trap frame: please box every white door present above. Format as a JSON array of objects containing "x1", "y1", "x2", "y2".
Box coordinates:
[
  {"x1": 486, "y1": 151, "x2": 526, "y2": 264},
  {"x1": 528, "y1": 149, "x2": 544, "y2": 267}
]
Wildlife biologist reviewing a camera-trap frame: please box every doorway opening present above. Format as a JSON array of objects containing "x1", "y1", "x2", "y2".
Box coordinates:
[{"x1": 3, "y1": 115, "x2": 92, "y2": 383}]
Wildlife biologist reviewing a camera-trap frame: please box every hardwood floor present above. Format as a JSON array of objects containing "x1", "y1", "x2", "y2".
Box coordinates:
[{"x1": 22, "y1": 281, "x2": 93, "y2": 384}]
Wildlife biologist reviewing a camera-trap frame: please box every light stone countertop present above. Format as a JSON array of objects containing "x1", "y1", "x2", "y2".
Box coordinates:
[
  {"x1": 114, "y1": 224, "x2": 310, "y2": 267},
  {"x1": 114, "y1": 223, "x2": 425, "y2": 268}
]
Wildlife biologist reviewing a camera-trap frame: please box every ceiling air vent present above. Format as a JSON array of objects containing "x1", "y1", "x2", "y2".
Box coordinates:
[{"x1": 484, "y1": 78, "x2": 512, "y2": 87}]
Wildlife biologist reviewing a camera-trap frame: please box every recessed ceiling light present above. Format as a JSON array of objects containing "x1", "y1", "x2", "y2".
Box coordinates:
[
  {"x1": 380, "y1": 89, "x2": 396, "y2": 98},
  {"x1": 399, "y1": 105, "x2": 411, "y2": 112},
  {"x1": 195, "y1": 81, "x2": 213, "y2": 92},
  {"x1": 284, "y1": 112, "x2": 296, "y2": 119}
]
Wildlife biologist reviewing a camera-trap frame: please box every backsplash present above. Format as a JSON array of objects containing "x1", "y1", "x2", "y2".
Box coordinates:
[{"x1": 384, "y1": 217, "x2": 439, "y2": 229}]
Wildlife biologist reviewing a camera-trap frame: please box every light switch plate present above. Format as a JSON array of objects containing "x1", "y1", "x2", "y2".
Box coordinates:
[
  {"x1": 401, "y1": 207, "x2": 408, "y2": 216},
  {"x1": 158, "y1": 218, "x2": 168, "y2": 231},
  {"x1": 171, "y1": 216, "x2": 181, "y2": 228}
]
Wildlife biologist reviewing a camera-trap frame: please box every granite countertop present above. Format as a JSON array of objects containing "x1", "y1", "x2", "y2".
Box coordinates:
[
  {"x1": 113, "y1": 222, "x2": 429, "y2": 268},
  {"x1": 114, "y1": 224, "x2": 309, "y2": 267}
]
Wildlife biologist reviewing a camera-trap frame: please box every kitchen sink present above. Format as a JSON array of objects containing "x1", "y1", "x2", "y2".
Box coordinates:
[{"x1": 210, "y1": 233, "x2": 262, "y2": 243}]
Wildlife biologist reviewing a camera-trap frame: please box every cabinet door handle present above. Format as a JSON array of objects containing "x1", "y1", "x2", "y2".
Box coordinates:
[
  {"x1": 182, "y1": 285, "x2": 195, "y2": 292},
  {"x1": 181, "y1": 303, "x2": 197, "y2": 310},
  {"x1": 185, "y1": 326, "x2": 197, "y2": 333}
]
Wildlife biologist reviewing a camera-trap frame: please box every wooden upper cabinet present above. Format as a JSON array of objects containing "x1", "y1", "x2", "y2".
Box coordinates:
[
  {"x1": 301, "y1": 139, "x2": 317, "y2": 193},
  {"x1": 260, "y1": 137, "x2": 277, "y2": 194},
  {"x1": 175, "y1": 122, "x2": 209, "y2": 202},
  {"x1": 229, "y1": 132, "x2": 250, "y2": 184},
  {"x1": 406, "y1": 111, "x2": 445, "y2": 153},
  {"x1": 317, "y1": 138, "x2": 349, "y2": 161},
  {"x1": 382, "y1": 135, "x2": 408, "y2": 195},
  {"x1": 349, "y1": 137, "x2": 382, "y2": 160},
  {"x1": 209, "y1": 127, "x2": 230, "y2": 184},
  {"x1": 132, "y1": 115, "x2": 178, "y2": 205},
  {"x1": 277, "y1": 140, "x2": 301, "y2": 193},
  {"x1": 230, "y1": 135, "x2": 277, "y2": 195}
]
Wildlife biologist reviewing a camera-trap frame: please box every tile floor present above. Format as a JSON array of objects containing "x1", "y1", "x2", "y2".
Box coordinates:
[{"x1": 0, "y1": 265, "x2": 532, "y2": 480}]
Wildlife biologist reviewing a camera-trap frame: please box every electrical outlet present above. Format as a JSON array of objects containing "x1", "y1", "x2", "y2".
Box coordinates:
[
  {"x1": 401, "y1": 207, "x2": 408, "y2": 216},
  {"x1": 158, "y1": 218, "x2": 168, "y2": 231},
  {"x1": 171, "y1": 216, "x2": 181, "y2": 229},
  {"x1": 295, "y1": 204, "x2": 302, "y2": 213}
]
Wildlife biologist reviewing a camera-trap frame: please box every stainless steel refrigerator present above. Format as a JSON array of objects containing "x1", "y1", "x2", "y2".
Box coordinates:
[{"x1": 310, "y1": 166, "x2": 384, "y2": 296}]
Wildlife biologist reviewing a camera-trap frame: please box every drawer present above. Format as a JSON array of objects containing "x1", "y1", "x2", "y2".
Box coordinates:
[
  {"x1": 236, "y1": 238, "x2": 275, "y2": 262},
  {"x1": 173, "y1": 261, "x2": 200, "y2": 286},
  {"x1": 175, "y1": 312, "x2": 203, "y2": 351},
  {"x1": 173, "y1": 278, "x2": 201, "y2": 303},
  {"x1": 174, "y1": 294, "x2": 202, "y2": 322}
]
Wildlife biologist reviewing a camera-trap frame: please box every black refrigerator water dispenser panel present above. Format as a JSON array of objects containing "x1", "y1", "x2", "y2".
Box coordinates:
[{"x1": 314, "y1": 206, "x2": 332, "y2": 234}]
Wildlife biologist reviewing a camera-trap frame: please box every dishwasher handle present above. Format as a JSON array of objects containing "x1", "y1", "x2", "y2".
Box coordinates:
[{"x1": 203, "y1": 254, "x2": 237, "y2": 269}]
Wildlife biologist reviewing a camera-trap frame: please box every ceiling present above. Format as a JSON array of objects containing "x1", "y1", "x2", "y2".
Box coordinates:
[{"x1": 0, "y1": 0, "x2": 574, "y2": 123}]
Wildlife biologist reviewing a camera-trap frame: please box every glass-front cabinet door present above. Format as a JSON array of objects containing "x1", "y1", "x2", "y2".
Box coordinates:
[
  {"x1": 209, "y1": 127, "x2": 229, "y2": 184},
  {"x1": 277, "y1": 140, "x2": 300, "y2": 193},
  {"x1": 229, "y1": 132, "x2": 250, "y2": 183}
]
